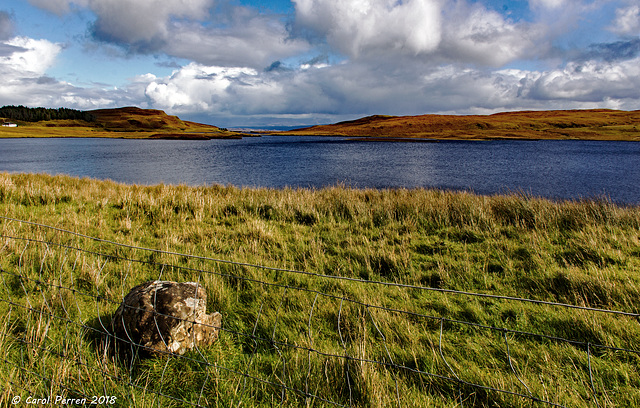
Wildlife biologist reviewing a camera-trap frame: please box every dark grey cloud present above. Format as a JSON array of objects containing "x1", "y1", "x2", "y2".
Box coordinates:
[
  {"x1": 162, "y1": 12, "x2": 309, "y2": 68},
  {"x1": 36, "y1": 75, "x2": 59, "y2": 85},
  {"x1": 302, "y1": 54, "x2": 329, "y2": 67},
  {"x1": 74, "y1": 2, "x2": 310, "y2": 68},
  {"x1": 73, "y1": 0, "x2": 215, "y2": 54},
  {"x1": 264, "y1": 61, "x2": 293, "y2": 73},
  {"x1": 155, "y1": 60, "x2": 182, "y2": 69},
  {"x1": 583, "y1": 38, "x2": 640, "y2": 61},
  {"x1": 0, "y1": 10, "x2": 14, "y2": 41},
  {"x1": 0, "y1": 42, "x2": 25, "y2": 57},
  {"x1": 90, "y1": 22, "x2": 167, "y2": 54}
]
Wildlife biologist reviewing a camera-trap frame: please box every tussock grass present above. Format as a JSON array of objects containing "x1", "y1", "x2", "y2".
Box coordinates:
[{"x1": 1, "y1": 172, "x2": 639, "y2": 407}]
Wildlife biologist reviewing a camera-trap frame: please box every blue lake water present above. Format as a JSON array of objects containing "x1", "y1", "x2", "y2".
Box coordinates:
[{"x1": 0, "y1": 136, "x2": 639, "y2": 204}]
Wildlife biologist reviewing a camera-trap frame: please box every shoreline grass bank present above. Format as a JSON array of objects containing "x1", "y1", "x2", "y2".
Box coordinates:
[
  {"x1": 0, "y1": 125, "x2": 241, "y2": 139},
  {"x1": 1, "y1": 173, "x2": 639, "y2": 407}
]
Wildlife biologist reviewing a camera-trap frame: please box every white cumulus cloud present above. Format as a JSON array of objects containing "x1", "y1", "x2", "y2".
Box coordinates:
[
  {"x1": 0, "y1": 36, "x2": 61, "y2": 77},
  {"x1": 109, "y1": 52, "x2": 640, "y2": 127},
  {"x1": 441, "y1": 4, "x2": 546, "y2": 66},
  {"x1": 144, "y1": 64, "x2": 259, "y2": 112},
  {"x1": 529, "y1": 58, "x2": 640, "y2": 101},
  {"x1": 293, "y1": 0, "x2": 442, "y2": 58},
  {"x1": 293, "y1": 0, "x2": 549, "y2": 66},
  {"x1": 609, "y1": 4, "x2": 640, "y2": 35},
  {"x1": 0, "y1": 33, "x2": 144, "y2": 109}
]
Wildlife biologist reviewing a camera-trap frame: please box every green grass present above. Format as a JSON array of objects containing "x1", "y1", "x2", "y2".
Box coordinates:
[{"x1": 1, "y1": 172, "x2": 639, "y2": 407}]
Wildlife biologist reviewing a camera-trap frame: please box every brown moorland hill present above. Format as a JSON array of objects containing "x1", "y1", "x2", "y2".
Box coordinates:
[
  {"x1": 1, "y1": 106, "x2": 239, "y2": 139},
  {"x1": 278, "y1": 109, "x2": 640, "y2": 141},
  {"x1": 88, "y1": 107, "x2": 221, "y2": 133}
]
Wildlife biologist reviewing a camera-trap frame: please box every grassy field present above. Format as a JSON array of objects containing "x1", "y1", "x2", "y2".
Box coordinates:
[
  {"x1": 0, "y1": 122, "x2": 238, "y2": 139},
  {"x1": 0, "y1": 172, "x2": 639, "y2": 407}
]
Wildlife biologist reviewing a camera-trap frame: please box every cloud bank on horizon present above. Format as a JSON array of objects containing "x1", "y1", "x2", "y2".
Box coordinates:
[{"x1": 1, "y1": 0, "x2": 639, "y2": 126}]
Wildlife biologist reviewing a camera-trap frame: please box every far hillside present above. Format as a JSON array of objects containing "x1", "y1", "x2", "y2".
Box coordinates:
[
  {"x1": 88, "y1": 107, "x2": 214, "y2": 132},
  {"x1": 278, "y1": 109, "x2": 640, "y2": 141},
  {"x1": 0, "y1": 106, "x2": 239, "y2": 139}
]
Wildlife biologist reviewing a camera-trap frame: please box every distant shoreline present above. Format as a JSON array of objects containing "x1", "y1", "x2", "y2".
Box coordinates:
[
  {"x1": 3, "y1": 107, "x2": 640, "y2": 141},
  {"x1": 3, "y1": 130, "x2": 640, "y2": 142}
]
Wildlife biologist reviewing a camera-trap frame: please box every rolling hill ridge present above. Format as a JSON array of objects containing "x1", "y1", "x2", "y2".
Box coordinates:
[
  {"x1": 1, "y1": 106, "x2": 239, "y2": 139},
  {"x1": 279, "y1": 109, "x2": 640, "y2": 141}
]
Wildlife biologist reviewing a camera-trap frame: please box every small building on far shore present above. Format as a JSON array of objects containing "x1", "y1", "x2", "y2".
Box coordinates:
[{"x1": 2, "y1": 122, "x2": 17, "y2": 127}]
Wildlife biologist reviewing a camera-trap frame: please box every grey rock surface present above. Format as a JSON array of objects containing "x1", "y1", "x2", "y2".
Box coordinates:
[{"x1": 111, "y1": 280, "x2": 221, "y2": 355}]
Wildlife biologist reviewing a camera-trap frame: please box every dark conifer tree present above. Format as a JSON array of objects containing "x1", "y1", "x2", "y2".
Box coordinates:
[{"x1": 0, "y1": 105, "x2": 96, "y2": 122}]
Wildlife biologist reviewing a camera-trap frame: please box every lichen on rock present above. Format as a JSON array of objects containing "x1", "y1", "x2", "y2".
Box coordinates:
[{"x1": 110, "y1": 280, "x2": 222, "y2": 356}]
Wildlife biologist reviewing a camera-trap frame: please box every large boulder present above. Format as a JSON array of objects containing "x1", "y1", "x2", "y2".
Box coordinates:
[{"x1": 110, "y1": 280, "x2": 222, "y2": 356}]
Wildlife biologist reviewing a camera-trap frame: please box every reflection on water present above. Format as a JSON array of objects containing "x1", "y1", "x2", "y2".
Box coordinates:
[{"x1": 0, "y1": 136, "x2": 638, "y2": 204}]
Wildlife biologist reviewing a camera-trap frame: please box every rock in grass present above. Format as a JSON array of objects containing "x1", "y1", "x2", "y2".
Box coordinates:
[{"x1": 111, "y1": 280, "x2": 221, "y2": 356}]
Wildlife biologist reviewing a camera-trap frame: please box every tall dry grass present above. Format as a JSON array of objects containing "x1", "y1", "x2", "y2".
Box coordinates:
[{"x1": 1, "y1": 172, "x2": 639, "y2": 407}]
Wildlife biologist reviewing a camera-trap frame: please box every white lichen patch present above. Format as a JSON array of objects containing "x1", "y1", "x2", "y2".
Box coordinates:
[{"x1": 111, "y1": 280, "x2": 222, "y2": 357}]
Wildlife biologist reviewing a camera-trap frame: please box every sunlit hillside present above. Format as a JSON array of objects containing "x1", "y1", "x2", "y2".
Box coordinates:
[{"x1": 279, "y1": 109, "x2": 640, "y2": 141}]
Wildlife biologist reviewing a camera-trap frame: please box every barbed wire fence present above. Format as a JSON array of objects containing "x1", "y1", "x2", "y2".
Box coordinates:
[{"x1": 0, "y1": 215, "x2": 638, "y2": 407}]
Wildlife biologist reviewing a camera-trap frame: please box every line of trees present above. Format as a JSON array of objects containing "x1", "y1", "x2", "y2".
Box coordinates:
[{"x1": 0, "y1": 105, "x2": 96, "y2": 122}]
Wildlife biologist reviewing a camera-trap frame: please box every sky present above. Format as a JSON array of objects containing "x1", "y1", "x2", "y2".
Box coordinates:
[{"x1": 0, "y1": 0, "x2": 639, "y2": 127}]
